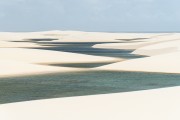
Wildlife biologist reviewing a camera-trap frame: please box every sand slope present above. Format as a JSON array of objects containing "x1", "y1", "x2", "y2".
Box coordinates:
[
  {"x1": 40, "y1": 30, "x2": 158, "y2": 42},
  {"x1": 96, "y1": 34, "x2": 180, "y2": 73},
  {"x1": 0, "y1": 48, "x2": 120, "y2": 64},
  {"x1": 93, "y1": 33, "x2": 180, "y2": 50},
  {"x1": 132, "y1": 40, "x2": 180, "y2": 56},
  {"x1": 0, "y1": 31, "x2": 180, "y2": 120},
  {"x1": 98, "y1": 51, "x2": 180, "y2": 73},
  {"x1": 0, "y1": 87, "x2": 180, "y2": 120},
  {"x1": 0, "y1": 60, "x2": 82, "y2": 78},
  {"x1": 0, "y1": 48, "x2": 120, "y2": 77},
  {"x1": 0, "y1": 31, "x2": 159, "y2": 43},
  {"x1": 1, "y1": 31, "x2": 180, "y2": 75}
]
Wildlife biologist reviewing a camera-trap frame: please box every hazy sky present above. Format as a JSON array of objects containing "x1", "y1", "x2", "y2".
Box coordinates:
[{"x1": 0, "y1": 0, "x2": 180, "y2": 32}]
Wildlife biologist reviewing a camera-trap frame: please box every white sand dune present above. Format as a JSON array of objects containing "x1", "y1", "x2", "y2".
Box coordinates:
[
  {"x1": 93, "y1": 33, "x2": 180, "y2": 50},
  {"x1": 0, "y1": 87, "x2": 180, "y2": 120},
  {"x1": 39, "y1": 30, "x2": 159, "y2": 42},
  {"x1": 0, "y1": 32, "x2": 58, "y2": 41},
  {"x1": 0, "y1": 48, "x2": 120, "y2": 64},
  {"x1": 98, "y1": 51, "x2": 180, "y2": 73},
  {"x1": 94, "y1": 33, "x2": 180, "y2": 74},
  {"x1": 132, "y1": 39, "x2": 180, "y2": 56},
  {"x1": 0, "y1": 60, "x2": 82, "y2": 78},
  {"x1": 0, "y1": 48, "x2": 120, "y2": 77},
  {"x1": 0, "y1": 41, "x2": 41, "y2": 48},
  {"x1": 0, "y1": 31, "x2": 180, "y2": 120},
  {"x1": 0, "y1": 31, "x2": 159, "y2": 43},
  {"x1": 1, "y1": 31, "x2": 180, "y2": 75}
]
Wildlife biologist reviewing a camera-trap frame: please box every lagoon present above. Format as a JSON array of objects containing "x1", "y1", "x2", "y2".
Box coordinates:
[{"x1": 0, "y1": 70, "x2": 180, "y2": 104}]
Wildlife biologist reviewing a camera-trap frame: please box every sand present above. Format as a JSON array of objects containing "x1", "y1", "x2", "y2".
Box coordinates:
[
  {"x1": 1, "y1": 31, "x2": 180, "y2": 120},
  {"x1": 132, "y1": 39, "x2": 180, "y2": 56},
  {"x1": 0, "y1": 60, "x2": 83, "y2": 78},
  {"x1": 93, "y1": 33, "x2": 180, "y2": 50},
  {"x1": 0, "y1": 86, "x2": 180, "y2": 120},
  {"x1": 0, "y1": 48, "x2": 120, "y2": 64},
  {"x1": 97, "y1": 51, "x2": 180, "y2": 73},
  {"x1": 0, "y1": 31, "x2": 158, "y2": 43},
  {"x1": 1, "y1": 30, "x2": 180, "y2": 76},
  {"x1": 0, "y1": 48, "x2": 120, "y2": 77},
  {"x1": 0, "y1": 31, "x2": 128, "y2": 77},
  {"x1": 97, "y1": 37, "x2": 180, "y2": 73}
]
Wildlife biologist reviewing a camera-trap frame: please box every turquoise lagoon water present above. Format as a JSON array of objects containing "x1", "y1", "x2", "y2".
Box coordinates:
[{"x1": 0, "y1": 71, "x2": 180, "y2": 104}]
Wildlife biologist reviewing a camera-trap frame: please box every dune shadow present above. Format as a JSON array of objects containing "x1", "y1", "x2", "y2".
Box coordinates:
[
  {"x1": 46, "y1": 62, "x2": 115, "y2": 68},
  {"x1": 116, "y1": 38, "x2": 148, "y2": 41},
  {"x1": 11, "y1": 38, "x2": 58, "y2": 43}
]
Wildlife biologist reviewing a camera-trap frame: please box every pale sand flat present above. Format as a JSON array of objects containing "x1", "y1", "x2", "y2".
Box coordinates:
[
  {"x1": 92, "y1": 33, "x2": 180, "y2": 50},
  {"x1": 0, "y1": 31, "x2": 159, "y2": 43},
  {"x1": 50, "y1": 32, "x2": 158, "y2": 42},
  {"x1": 0, "y1": 60, "x2": 83, "y2": 78},
  {"x1": 0, "y1": 86, "x2": 180, "y2": 120},
  {"x1": 0, "y1": 32, "x2": 59, "y2": 42},
  {"x1": 0, "y1": 41, "x2": 42, "y2": 48},
  {"x1": 97, "y1": 51, "x2": 180, "y2": 74},
  {"x1": 132, "y1": 39, "x2": 180, "y2": 56},
  {"x1": 0, "y1": 48, "x2": 120, "y2": 64}
]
